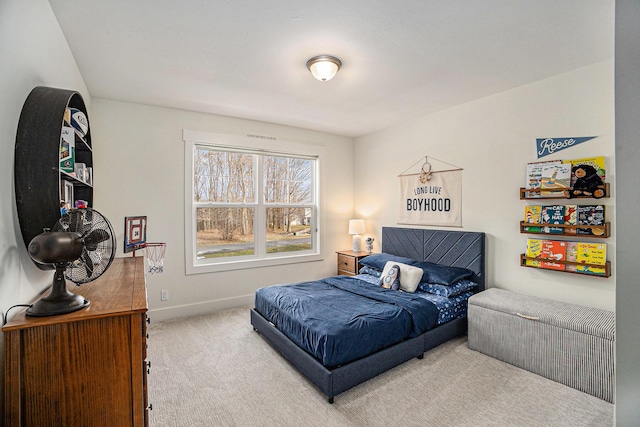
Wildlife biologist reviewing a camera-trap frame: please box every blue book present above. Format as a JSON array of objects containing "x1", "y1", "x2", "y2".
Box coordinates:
[
  {"x1": 541, "y1": 205, "x2": 564, "y2": 234},
  {"x1": 577, "y1": 205, "x2": 606, "y2": 236}
]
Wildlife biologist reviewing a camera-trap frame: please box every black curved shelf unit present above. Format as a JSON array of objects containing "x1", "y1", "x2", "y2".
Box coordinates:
[{"x1": 14, "y1": 86, "x2": 93, "y2": 268}]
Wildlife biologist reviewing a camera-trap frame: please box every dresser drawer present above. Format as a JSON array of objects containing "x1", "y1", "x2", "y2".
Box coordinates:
[
  {"x1": 336, "y1": 251, "x2": 370, "y2": 276},
  {"x1": 338, "y1": 254, "x2": 357, "y2": 275}
]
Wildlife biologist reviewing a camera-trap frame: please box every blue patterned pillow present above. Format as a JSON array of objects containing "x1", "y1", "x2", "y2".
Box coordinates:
[
  {"x1": 359, "y1": 265, "x2": 382, "y2": 278},
  {"x1": 411, "y1": 261, "x2": 473, "y2": 286},
  {"x1": 359, "y1": 253, "x2": 416, "y2": 271},
  {"x1": 418, "y1": 279, "x2": 478, "y2": 298},
  {"x1": 379, "y1": 264, "x2": 401, "y2": 290}
]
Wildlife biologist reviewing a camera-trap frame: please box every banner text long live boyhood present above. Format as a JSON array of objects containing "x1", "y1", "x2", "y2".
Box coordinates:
[{"x1": 406, "y1": 197, "x2": 451, "y2": 211}]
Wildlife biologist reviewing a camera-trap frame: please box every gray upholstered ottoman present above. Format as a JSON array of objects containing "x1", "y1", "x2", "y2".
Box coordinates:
[{"x1": 468, "y1": 288, "x2": 615, "y2": 402}]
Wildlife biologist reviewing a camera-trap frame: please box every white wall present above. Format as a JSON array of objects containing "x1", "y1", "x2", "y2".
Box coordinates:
[
  {"x1": 90, "y1": 99, "x2": 354, "y2": 321},
  {"x1": 354, "y1": 61, "x2": 615, "y2": 311},
  {"x1": 0, "y1": 0, "x2": 90, "y2": 411}
]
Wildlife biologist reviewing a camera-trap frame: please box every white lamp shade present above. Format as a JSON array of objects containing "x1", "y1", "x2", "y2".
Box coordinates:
[
  {"x1": 348, "y1": 219, "x2": 366, "y2": 235},
  {"x1": 306, "y1": 55, "x2": 342, "y2": 81}
]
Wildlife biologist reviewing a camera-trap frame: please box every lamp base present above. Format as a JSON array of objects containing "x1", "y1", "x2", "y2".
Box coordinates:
[{"x1": 352, "y1": 234, "x2": 362, "y2": 253}]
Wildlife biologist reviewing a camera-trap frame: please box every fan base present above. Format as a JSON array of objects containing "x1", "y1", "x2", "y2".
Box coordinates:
[{"x1": 26, "y1": 291, "x2": 90, "y2": 317}]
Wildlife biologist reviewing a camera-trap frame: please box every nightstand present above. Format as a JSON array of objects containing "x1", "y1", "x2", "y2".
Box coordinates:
[{"x1": 336, "y1": 250, "x2": 370, "y2": 276}]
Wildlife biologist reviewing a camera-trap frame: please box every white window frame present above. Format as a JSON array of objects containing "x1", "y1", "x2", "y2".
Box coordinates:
[{"x1": 184, "y1": 129, "x2": 323, "y2": 274}]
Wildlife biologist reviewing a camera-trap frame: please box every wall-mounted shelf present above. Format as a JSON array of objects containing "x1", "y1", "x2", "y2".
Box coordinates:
[
  {"x1": 520, "y1": 254, "x2": 611, "y2": 278},
  {"x1": 520, "y1": 159, "x2": 611, "y2": 278},
  {"x1": 520, "y1": 183, "x2": 610, "y2": 200},
  {"x1": 14, "y1": 86, "x2": 93, "y2": 269},
  {"x1": 61, "y1": 170, "x2": 93, "y2": 187},
  {"x1": 520, "y1": 221, "x2": 610, "y2": 238}
]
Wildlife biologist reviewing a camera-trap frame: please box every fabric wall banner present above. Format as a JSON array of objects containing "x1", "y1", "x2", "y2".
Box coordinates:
[
  {"x1": 536, "y1": 137, "x2": 596, "y2": 158},
  {"x1": 398, "y1": 170, "x2": 462, "y2": 227}
]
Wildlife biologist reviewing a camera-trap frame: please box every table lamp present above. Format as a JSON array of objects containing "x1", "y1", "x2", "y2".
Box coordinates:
[{"x1": 348, "y1": 219, "x2": 366, "y2": 252}]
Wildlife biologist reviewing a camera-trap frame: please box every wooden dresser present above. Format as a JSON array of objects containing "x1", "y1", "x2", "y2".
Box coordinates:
[{"x1": 3, "y1": 257, "x2": 149, "y2": 427}]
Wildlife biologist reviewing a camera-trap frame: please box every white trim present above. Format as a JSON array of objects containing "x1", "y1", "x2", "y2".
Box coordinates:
[
  {"x1": 148, "y1": 294, "x2": 255, "y2": 322},
  {"x1": 183, "y1": 129, "x2": 324, "y2": 157},
  {"x1": 183, "y1": 129, "x2": 324, "y2": 275}
]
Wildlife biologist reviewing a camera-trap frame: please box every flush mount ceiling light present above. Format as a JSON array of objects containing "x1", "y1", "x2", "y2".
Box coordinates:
[{"x1": 306, "y1": 55, "x2": 342, "y2": 81}]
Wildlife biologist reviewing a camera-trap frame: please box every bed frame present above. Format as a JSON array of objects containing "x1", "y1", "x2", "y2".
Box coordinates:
[{"x1": 250, "y1": 227, "x2": 485, "y2": 403}]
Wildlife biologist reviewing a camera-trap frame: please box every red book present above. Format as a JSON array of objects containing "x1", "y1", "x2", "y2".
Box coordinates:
[{"x1": 541, "y1": 240, "x2": 566, "y2": 271}]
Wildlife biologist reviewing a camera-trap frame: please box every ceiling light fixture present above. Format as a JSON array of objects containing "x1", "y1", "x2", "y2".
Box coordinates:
[{"x1": 306, "y1": 55, "x2": 342, "y2": 81}]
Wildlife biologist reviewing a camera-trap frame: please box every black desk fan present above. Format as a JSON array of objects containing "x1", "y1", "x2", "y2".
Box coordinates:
[{"x1": 26, "y1": 208, "x2": 116, "y2": 317}]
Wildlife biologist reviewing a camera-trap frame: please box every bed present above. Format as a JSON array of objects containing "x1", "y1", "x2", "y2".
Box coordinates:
[{"x1": 250, "y1": 227, "x2": 486, "y2": 403}]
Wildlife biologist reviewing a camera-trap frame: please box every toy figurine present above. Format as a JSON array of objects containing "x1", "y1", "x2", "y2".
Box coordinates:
[{"x1": 365, "y1": 237, "x2": 375, "y2": 253}]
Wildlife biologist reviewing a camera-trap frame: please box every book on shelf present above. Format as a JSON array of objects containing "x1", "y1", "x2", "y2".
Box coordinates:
[
  {"x1": 525, "y1": 239, "x2": 543, "y2": 267},
  {"x1": 576, "y1": 205, "x2": 606, "y2": 236},
  {"x1": 541, "y1": 205, "x2": 565, "y2": 234},
  {"x1": 575, "y1": 242, "x2": 607, "y2": 275},
  {"x1": 540, "y1": 239, "x2": 566, "y2": 271},
  {"x1": 523, "y1": 205, "x2": 542, "y2": 232},
  {"x1": 565, "y1": 241, "x2": 578, "y2": 272},
  {"x1": 525, "y1": 160, "x2": 561, "y2": 198},
  {"x1": 568, "y1": 156, "x2": 606, "y2": 187},
  {"x1": 60, "y1": 125, "x2": 75, "y2": 174},
  {"x1": 524, "y1": 238, "x2": 567, "y2": 270},
  {"x1": 564, "y1": 205, "x2": 577, "y2": 234},
  {"x1": 539, "y1": 162, "x2": 571, "y2": 197}
]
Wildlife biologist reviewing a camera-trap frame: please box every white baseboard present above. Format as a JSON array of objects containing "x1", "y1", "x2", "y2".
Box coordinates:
[{"x1": 147, "y1": 294, "x2": 254, "y2": 322}]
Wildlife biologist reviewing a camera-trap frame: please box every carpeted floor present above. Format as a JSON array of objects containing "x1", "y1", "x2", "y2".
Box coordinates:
[{"x1": 147, "y1": 306, "x2": 613, "y2": 427}]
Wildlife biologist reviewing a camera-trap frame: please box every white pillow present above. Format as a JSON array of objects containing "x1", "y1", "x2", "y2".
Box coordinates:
[{"x1": 380, "y1": 261, "x2": 423, "y2": 293}]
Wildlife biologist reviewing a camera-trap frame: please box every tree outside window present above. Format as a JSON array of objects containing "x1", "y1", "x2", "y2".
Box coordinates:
[{"x1": 193, "y1": 146, "x2": 316, "y2": 261}]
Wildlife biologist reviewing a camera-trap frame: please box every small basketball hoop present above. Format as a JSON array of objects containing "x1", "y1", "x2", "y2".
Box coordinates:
[{"x1": 142, "y1": 242, "x2": 166, "y2": 274}]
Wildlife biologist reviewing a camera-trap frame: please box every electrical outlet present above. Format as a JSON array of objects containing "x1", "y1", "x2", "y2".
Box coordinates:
[{"x1": 161, "y1": 290, "x2": 169, "y2": 301}]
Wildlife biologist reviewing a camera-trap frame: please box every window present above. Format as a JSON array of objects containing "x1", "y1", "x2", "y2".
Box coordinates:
[{"x1": 184, "y1": 130, "x2": 322, "y2": 274}]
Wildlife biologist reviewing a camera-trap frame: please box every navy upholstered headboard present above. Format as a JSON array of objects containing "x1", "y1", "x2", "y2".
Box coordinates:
[{"x1": 381, "y1": 227, "x2": 486, "y2": 291}]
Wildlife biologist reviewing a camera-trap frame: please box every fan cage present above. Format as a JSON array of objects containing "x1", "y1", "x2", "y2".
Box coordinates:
[{"x1": 53, "y1": 208, "x2": 116, "y2": 284}]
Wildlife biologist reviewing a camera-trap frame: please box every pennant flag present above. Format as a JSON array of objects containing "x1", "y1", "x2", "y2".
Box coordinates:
[{"x1": 536, "y1": 137, "x2": 596, "y2": 158}]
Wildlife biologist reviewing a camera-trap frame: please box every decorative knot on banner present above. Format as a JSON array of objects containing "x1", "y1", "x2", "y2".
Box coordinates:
[{"x1": 419, "y1": 162, "x2": 432, "y2": 183}]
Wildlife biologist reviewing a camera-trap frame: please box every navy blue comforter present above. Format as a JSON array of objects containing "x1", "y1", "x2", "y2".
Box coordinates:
[{"x1": 255, "y1": 276, "x2": 439, "y2": 368}]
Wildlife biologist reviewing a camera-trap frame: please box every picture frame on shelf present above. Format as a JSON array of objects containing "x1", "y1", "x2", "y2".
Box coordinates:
[
  {"x1": 62, "y1": 180, "x2": 73, "y2": 215},
  {"x1": 75, "y1": 162, "x2": 87, "y2": 183},
  {"x1": 86, "y1": 167, "x2": 93, "y2": 186}
]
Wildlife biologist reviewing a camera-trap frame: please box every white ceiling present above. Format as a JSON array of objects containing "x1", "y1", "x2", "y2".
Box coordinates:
[{"x1": 48, "y1": 0, "x2": 613, "y2": 138}]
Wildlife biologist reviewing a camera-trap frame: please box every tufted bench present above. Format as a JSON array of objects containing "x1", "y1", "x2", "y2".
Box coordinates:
[{"x1": 467, "y1": 288, "x2": 615, "y2": 402}]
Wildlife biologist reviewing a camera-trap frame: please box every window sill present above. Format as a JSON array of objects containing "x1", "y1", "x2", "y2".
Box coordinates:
[{"x1": 186, "y1": 252, "x2": 324, "y2": 275}]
